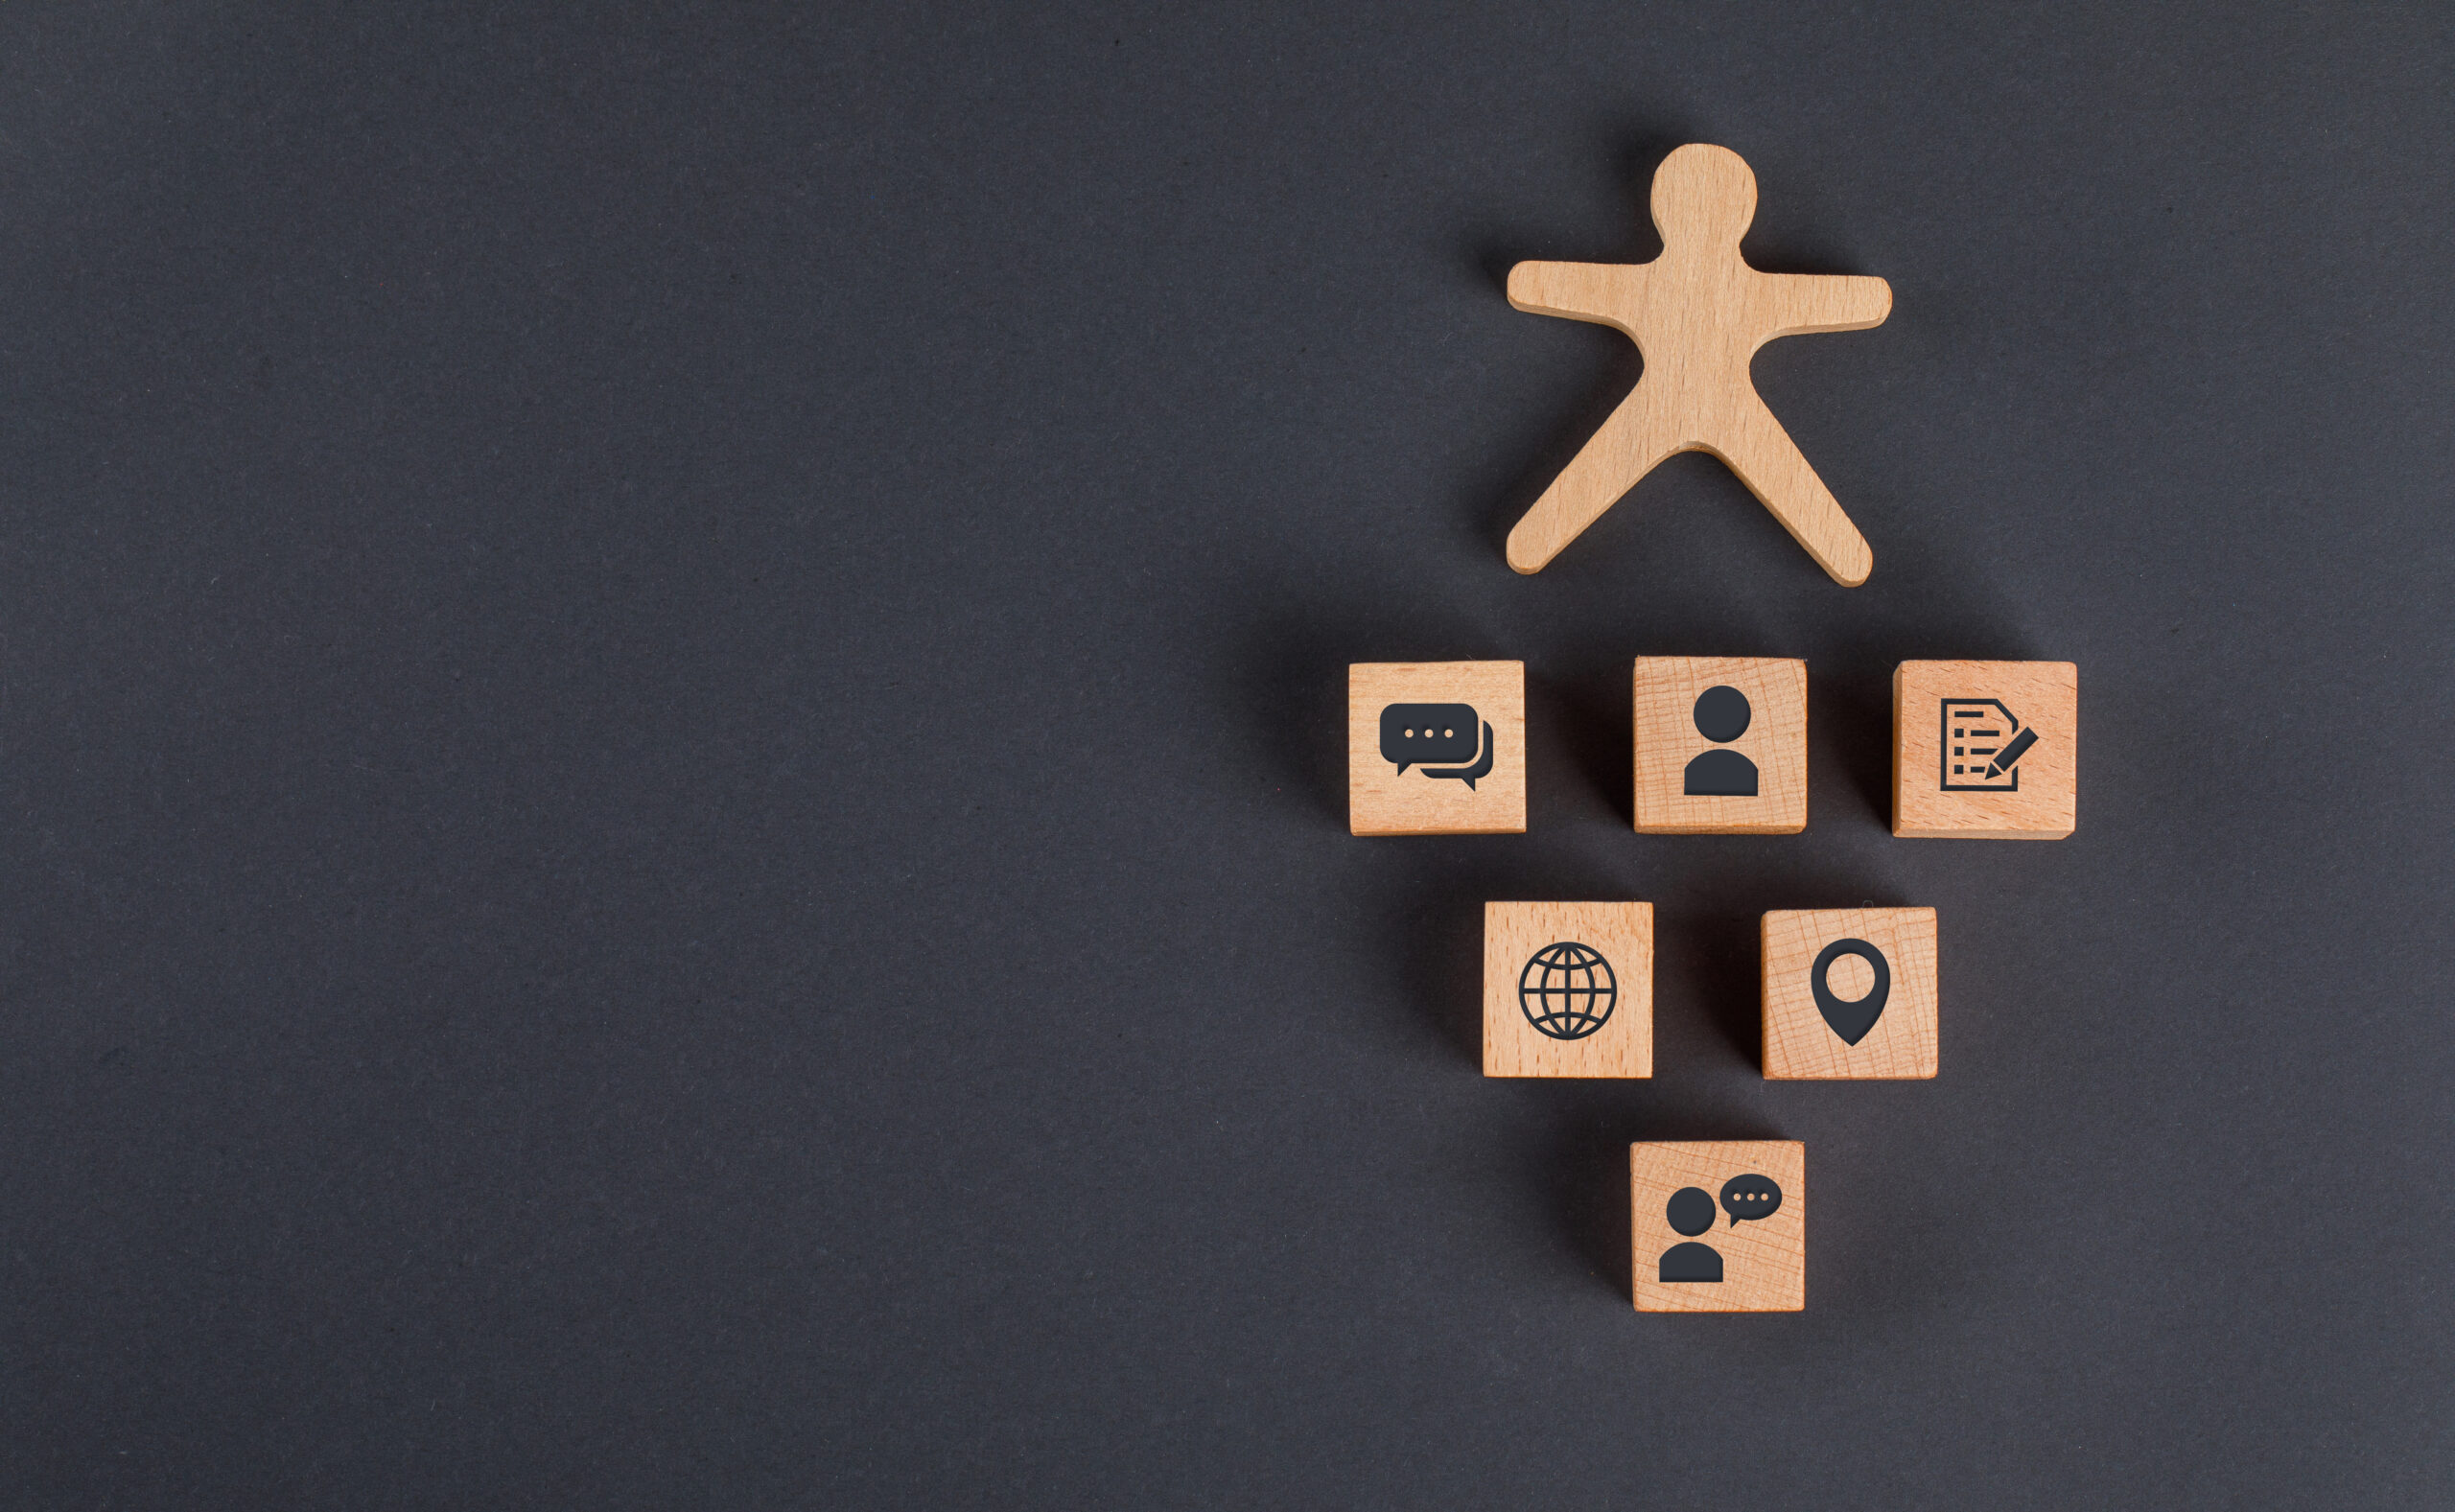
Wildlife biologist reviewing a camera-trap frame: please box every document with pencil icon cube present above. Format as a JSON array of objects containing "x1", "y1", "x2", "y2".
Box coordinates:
[{"x1": 1893, "y1": 661, "x2": 2076, "y2": 840}]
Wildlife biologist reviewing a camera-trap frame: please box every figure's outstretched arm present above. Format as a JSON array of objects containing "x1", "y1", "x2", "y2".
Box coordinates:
[
  {"x1": 1763, "y1": 272, "x2": 1891, "y2": 336},
  {"x1": 1508, "y1": 261, "x2": 1647, "y2": 329},
  {"x1": 1701, "y1": 394, "x2": 1874, "y2": 586},
  {"x1": 1506, "y1": 387, "x2": 1690, "y2": 573}
]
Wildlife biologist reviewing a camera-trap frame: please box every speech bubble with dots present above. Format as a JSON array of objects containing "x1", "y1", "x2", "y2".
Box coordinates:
[
  {"x1": 1378, "y1": 703, "x2": 1481, "y2": 774},
  {"x1": 1719, "y1": 1175, "x2": 1783, "y2": 1227}
]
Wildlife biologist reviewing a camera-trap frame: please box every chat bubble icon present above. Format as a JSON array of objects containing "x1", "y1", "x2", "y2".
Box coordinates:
[
  {"x1": 1719, "y1": 1175, "x2": 1783, "y2": 1227},
  {"x1": 1380, "y1": 703, "x2": 1482, "y2": 775}
]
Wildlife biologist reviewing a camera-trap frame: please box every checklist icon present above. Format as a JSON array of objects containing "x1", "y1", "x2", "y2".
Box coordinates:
[{"x1": 1940, "y1": 699, "x2": 2039, "y2": 791}]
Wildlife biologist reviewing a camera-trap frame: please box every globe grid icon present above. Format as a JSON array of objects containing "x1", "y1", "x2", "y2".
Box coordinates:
[{"x1": 1517, "y1": 941, "x2": 1617, "y2": 1040}]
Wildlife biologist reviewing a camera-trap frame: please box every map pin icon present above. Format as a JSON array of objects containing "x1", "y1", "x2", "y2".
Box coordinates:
[{"x1": 1810, "y1": 938, "x2": 1890, "y2": 1046}]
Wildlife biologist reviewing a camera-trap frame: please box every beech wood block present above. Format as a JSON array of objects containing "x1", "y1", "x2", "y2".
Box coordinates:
[
  {"x1": 1505, "y1": 144, "x2": 1890, "y2": 586},
  {"x1": 1892, "y1": 661, "x2": 2077, "y2": 839},
  {"x1": 1762, "y1": 907, "x2": 1937, "y2": 1080},
  {"x1": 1347, "y1": 662, "x2": 1526, "y2": 836},
  {"x1": 1482, "y1": 902, "x2": 1653, "y2": 1078},
  {"x1": 1630, "y1": 1141, "x2": 1805, "y2": 1313},
  {"x1": 1632, "y1": 656, "x2": 1806, "y2": 833}
]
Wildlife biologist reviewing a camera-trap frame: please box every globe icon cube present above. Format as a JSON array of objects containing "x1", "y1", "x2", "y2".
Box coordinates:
[{"x1": 1483, "y1": 901, "x2": 1653, "y2": 1078}]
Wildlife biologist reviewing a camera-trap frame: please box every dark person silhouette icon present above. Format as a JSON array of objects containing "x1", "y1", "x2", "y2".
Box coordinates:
[
  {"x1": 1682, "y1": 685, "x2": 1759, "y2": 797},
  {"x1": 1658, "y1": 1186, "x2": 1723, "y2": 1282}
]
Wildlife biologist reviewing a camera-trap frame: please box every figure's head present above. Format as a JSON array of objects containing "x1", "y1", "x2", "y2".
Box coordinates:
[
  {"x1": 1665, "y1": 1186, "x2": 1717, "y2": 1238},
  {"x1": 1650, "y1": 144, "x2": 1757, "y2": 253},
  {"x1": 1692, "y1": 685, "x2": 1751, "y2": 743}
]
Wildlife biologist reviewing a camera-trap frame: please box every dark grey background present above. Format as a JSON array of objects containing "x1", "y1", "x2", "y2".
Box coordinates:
[{"x1": 0, "y1": 4, "x2": 2448, "y2": 1507}]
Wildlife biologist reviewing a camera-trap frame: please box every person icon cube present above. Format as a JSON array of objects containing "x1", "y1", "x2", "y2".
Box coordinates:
[
  {"x1": 1631, "y1": 1141, "x2": 1805, "y2": 1313},
  {"x1": 1632, "y1": 656, "x2": 1807, "y2": 834}
]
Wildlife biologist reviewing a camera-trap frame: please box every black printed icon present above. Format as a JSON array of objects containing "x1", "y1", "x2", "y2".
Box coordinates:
[
  {"x1": 1379, "y1": 703, "x2": 1494, "y2": 790},
  {"x1": 1658, "y1": 1187, "x2": 1722, "y2": 1282},
  {"x1": 1517, "y1": 942, "x2": 1616, "y2": 1040},
  {"x1": 1718, "y1": 1175, "x2": 1783, "y2": 1227},
  {"x1": 1682, "y1": 685, "x2": 1758, "y2": 796},
  {"x1": 1657, "y1": 1175, "x2": 1785, "y2": 1282},
  {"x1": 1810, "y1": 938, "x2": 1890, "y2": 1045},
  {"x1": 1940, "y1": 697, "x2": 2040, "y2": 792}
]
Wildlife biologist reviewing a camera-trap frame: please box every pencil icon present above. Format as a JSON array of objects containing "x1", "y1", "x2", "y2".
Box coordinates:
[{"x1": 1984, "y1": 726, "x2": 2039, "y2": 780}]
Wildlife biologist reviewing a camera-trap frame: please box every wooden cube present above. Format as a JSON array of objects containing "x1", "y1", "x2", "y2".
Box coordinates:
[
  {"x1": 1630, "y1": 1141, "x2": 1805, "y2": 1313},
  {"x1": 1631, "y1": 656, "x2": 1807, "y2": 833},
  {"x1": 1892, "y1": 661, "x2": 2076, "y2": 839},
  {"x1": 1347, "y1": 662, "x2": 1526, "y2": 836},
  {"x1": 1483, "y1": 902, "x2": 1652, "y2": 1078},
  {"x1": 1761, "y1": 908, "x2": 1938, "y2": 1080}
]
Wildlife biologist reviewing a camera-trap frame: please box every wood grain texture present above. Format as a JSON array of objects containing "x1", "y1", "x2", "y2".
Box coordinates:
[
  {"x1": 1505, "y1": 144, "x2": 1889, "y2": 585},
  {"x1": 1348, "y1": 662, "x2": 1526, "y2": 835},
  {"x1": 1483, "y1": 902, "x2": 1652, "y2": 1078},
  {"x1": 1892, "y1": 661, "x2": 2077, "y2": 839},
  {"x1": 1631, "y1": 656, "x2": 1806, "y2": 833},
  {"x1": 1630, "y1": 1141, "x2": 1805, "y2": 1313},
  {"x1": 1762, "y1": 908, "x2": 1937, "y2": 1080}
]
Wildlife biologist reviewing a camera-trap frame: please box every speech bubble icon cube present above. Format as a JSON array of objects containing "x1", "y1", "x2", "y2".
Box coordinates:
[
  {"x1": 1631, "y1": 1141, "x2": 1806, "y2": 1313},
  {"x1": 1347, "y1": 663, "x2": 1525, "y2": 835}
]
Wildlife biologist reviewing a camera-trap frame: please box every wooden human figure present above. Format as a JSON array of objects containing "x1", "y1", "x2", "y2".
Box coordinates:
[{"x1": 1507, "y1": 144, "x2": 1891, "y2": 586}]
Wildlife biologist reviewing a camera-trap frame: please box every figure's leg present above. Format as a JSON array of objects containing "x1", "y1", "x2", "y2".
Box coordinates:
[
  {"x1": 1505, "y1": 389, "x2": 1691, "y2": 573},
  {"x1": 1700, "y1": 395, "x2": 1875, "y2": 586}
]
